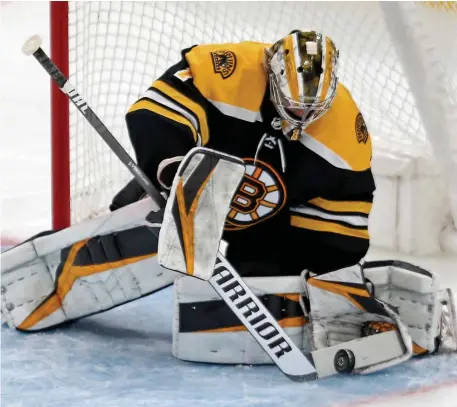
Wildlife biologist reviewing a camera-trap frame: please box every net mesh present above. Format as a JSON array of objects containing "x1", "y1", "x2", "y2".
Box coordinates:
[{"x1": 67, "y1": 1, "x2": 457, "y2": 226}]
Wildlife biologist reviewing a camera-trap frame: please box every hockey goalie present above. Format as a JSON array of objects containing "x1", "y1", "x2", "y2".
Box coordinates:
[{"x1": 2, "y1": 30, "x2": 456, "y2": 379}]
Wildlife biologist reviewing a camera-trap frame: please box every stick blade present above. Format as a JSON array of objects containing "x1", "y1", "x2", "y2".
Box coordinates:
[{"x1": 22, "y1": 35, "x2": 42, "y2": 56}]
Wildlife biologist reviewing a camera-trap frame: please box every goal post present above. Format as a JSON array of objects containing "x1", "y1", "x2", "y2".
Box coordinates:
[
  {"x1": 49, "y1": 1, "x2": 457, "y2": 255},
  {"x1": 50, "y1": 1, "x2": 70, "y2": 230}
]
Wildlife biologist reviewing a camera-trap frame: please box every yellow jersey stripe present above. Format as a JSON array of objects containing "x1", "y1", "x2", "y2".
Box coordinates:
[
  {"x1": 128, "y1": 99, "x2": 198, "y2": 143},
  {"x1": 308, "y1": 197, "x2": 372, "y2": 215},
  {"x1": 152, "y1": 80, "x2": 209, "y2": 145},
  {"x1": 291, "y1": 215, "x2": 369, "y2": 239}
]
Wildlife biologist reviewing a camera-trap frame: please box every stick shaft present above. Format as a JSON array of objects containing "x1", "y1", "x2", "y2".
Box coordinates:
[{"x1": 31, "y1": 47, "x2": 166, "y2": 208}]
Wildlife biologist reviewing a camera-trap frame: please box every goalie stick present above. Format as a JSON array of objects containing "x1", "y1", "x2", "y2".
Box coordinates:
[{"x1": 22, "y1": 35, "x2": 317, "y2": 381}]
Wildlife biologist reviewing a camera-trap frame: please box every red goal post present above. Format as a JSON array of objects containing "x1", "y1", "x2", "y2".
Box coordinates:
[
  {"x1": 50, "y1": 1, "x2": 70, "y2": 230},
  {"x1": 49, "y1": 1, "x2": 457, "y2": 255}
]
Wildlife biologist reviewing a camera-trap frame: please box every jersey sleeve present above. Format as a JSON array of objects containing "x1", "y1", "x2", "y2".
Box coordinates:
[
  {"x1": 284, "y1": 83, "x2": 375, "y2": 274},
  {"x1": 287, "y1": 161, "x2": 375, "y2": 276},
  {"x1": 125, "y1": 47, "x2": 210, "y2": 189}
]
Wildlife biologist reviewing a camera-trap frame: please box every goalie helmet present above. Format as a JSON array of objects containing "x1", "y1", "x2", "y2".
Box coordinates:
[{"x1": 265, "y1": 30, "x2": 339, "y2": 140}]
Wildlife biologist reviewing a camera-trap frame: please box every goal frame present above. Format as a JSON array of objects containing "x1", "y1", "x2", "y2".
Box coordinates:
[{"x1": 50, "y1": 1, "x2": 70, "y2": 230}]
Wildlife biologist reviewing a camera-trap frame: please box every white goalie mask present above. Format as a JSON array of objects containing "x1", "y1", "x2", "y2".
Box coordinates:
[{"x1": 265, "y1": 30, "x2": 339, "y2": 140}]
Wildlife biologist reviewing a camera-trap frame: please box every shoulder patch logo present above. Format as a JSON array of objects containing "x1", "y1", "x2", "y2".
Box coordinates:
[
  {"x1": 211, "y1": 50, "x2": 237, "y2": 79},
  {"x1": 225, "y1": 158, "x2": 287, "y2": 231},
  {"x1": 355, "y1": 113, "x2": 369, "y2": 144}
]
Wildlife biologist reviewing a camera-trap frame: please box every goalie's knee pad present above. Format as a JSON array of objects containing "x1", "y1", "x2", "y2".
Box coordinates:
[
  {"x1": 1, "y1": 198, "x2": 177, "y2": 331},
  {"x1": 172, "y1": 274, "x2": 311, "y2": 364},
  {"x1": 363, "y1": 260, "x2": 457, "y2": 354}
]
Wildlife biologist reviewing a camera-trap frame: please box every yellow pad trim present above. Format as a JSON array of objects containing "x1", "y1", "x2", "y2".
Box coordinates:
[
  {"x1": 413, "y1": 343, "x2": 429, "y2": 355},
  {"x1": 198, "y1": 316, "x2": 307, "y2": 334},
  {"x1": 18, "y1": 240, "x2": 156, "y2": 330},
  {"x1": 276, "y1": 293, "x2": 300, "y2": 302},
  {"x1": 175, "y1": 169, "x2": 215, "y2": 276},
  {"x1": 308, "y1": 278, "x2": 370, "y2": 311}
]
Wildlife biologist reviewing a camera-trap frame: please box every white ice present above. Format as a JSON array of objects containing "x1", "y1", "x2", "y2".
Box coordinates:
[{"x1": 1, "y1": 2, "x2": 457, "y2": 407}]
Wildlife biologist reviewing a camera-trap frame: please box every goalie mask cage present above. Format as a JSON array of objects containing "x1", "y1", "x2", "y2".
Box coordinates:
[{"x1": 50, "y1": 1, "x2": 457, "y2": 255}]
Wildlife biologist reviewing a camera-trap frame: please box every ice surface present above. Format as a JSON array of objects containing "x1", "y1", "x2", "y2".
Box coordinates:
[
  {"x1": 2, "y1": 287, "x2": 457, "y2": 407},
  {"x1": 1, "y1": 2, "x2": 457, "y2": 407}
]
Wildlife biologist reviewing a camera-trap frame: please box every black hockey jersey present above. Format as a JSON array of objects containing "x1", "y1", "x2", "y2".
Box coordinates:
[{"x1": 125, "y1": 42, "x2": 375, "y2": 277}]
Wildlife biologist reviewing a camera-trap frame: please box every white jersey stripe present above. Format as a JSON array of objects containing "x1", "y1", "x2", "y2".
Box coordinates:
[
  {"x1": 208, "y1": 99, "x2": 262, "y2": 123},
  {"x1": 143, "y1": 89, "x2": 200, "y2": 133},
  {"x1": 290, "y1": 206, "x2": 369, "y2": 227},
  {"x1": 300, "y1": 132, "x2": 352, "y2": 170}
]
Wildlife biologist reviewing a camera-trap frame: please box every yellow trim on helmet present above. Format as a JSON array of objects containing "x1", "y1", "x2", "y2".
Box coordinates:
[{"x1": 283, "y1": 35, "x2": 299, "y2": 102}]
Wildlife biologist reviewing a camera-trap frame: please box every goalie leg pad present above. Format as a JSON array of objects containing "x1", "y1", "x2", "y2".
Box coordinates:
[
  {"x1": 158, "y1": 147, "x2": 245, "y2": 280},
  {"x1": 303, "y1": 264, "x2": 413, "y2": 375},
  {"x1": 363, "y1": 260, "x2": 457, "y2": 353},
  {"x1": 172, "y1": 274, "x2": 311, "y2": 364},
  {"x1": 1, "y1": 199, "x2": 177, "y2": 331}
]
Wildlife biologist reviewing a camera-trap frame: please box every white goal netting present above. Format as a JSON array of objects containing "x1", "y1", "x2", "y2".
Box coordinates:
[{"x1": 65, "y1": 1, "x2": 457, "y2": 254}]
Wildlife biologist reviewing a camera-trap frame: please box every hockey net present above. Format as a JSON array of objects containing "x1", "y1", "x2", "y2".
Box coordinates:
[{"x1": 51, "y1": 1, "x2": 457, "y2": 255}]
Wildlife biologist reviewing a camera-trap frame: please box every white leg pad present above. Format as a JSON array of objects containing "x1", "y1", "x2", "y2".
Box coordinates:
[
  {"x1": 172, "y1": 275, "x2": 311, "y2": 364},
  {"x1": 363, "y1": 260, "x2": 443, "y2": 353},
  {"x1": 1, "y1": 199, "x2": 177, "y2": 331}
]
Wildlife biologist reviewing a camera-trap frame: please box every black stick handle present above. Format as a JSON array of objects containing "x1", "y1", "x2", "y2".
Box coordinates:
[{"x1": 22, "y1": 35, "x2": 167, "y2": 209}]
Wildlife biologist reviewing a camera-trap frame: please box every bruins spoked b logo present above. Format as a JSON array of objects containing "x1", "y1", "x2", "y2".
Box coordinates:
[
  {"x1": 355, "y1": 113, "x2": 369, "y2": 144},
  {"x1": 211, "y1": 50, "x2": 236, "y2": 79},
  {"x1": 225, "y1": 158, "x2": 286, "y2": 231}
]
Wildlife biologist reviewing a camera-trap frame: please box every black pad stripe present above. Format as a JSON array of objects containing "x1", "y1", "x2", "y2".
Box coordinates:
[
  {"x1": 179, "y1": 295, "x2": 304, "y2": 333},
  {"x1": 99, "y1": 234, "x2": 123, "y2": 263},
  {"x1": 71, "y1": 225, "x2": 159, "y2": 267},
  {"x1": 182, "y1": 153, "x2": 220, "y2": 213},
  {"x1": 363, "y1": 260, "x2": 433, "y2": 278},
  {"x1": 351, "y1": 294, "x2": 391, "y2": 318}
]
